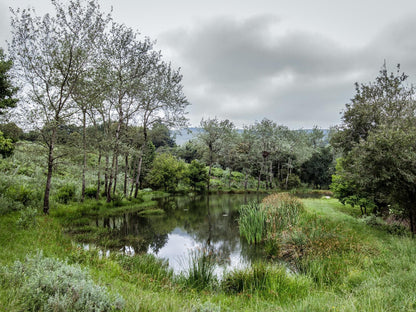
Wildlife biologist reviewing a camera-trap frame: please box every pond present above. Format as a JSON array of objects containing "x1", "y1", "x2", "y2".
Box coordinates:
[{"x1": 91, "y1": 194, "x2": 267, "y2": 275}]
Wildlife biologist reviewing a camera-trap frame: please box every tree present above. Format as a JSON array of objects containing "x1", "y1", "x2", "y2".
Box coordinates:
[
  {"x1": 332, "y1": 64, "x2": 416, "y2": 234},
  {"x1": 186, "y1": 159, "x2": 209, "y2": 193},
  {"x1": 331, "y1": 64, "x2": 416, "y2": 153},
  {"x1": 0, "y1": 122, "x2": 23, "y2": 142},
  {"x1": 10, "y1": 0, "x2": 110, "y2": 213},
  {"x1": 0, "y1": 130, "x2": 14, "y2": 157},
  {"x1": 301, "y1": 146, "x2": 334, "y2": 189},
  {"x1": 198, "y1": 117, "x2": 234, "y2": 191},
  {"x1": 146, "y1": 153, "x2": 186, "y2": 192},
  {"x1": 0, "y1": 48, "x2": 18, "y2": 114}
]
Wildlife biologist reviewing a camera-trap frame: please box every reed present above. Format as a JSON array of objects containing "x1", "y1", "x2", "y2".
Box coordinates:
[{"x1": 238, "y1": 202, "x2": 266, "y2": 244}]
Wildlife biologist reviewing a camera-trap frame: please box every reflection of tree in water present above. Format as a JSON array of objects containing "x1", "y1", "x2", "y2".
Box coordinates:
[
  {"x1": 98, "y1": 213, "x2": 172, "y2": 254},
  {"x1": 95, "y1": 194, "x2": 265, "y2": 263}
]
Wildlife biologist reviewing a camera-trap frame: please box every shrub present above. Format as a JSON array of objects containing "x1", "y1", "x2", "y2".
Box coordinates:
[
  {"x1": 16, "y1": 207, "x2": 38, "y2": 228},
  {"x1": 6, "y1": 184, "x2": 34, "y2": 206},
  {"x1": 0, "y1": 194, "x2": 23, "y2": 214},
  {"x1": 56, "y1": 184, "x2": 76, "y2": 203},
  {"x1": 84, "y1": 186, "x2": 98, "y2": 199},
  {"x1": 0, "y1": 251, "x2": 124, "y2": 311}
]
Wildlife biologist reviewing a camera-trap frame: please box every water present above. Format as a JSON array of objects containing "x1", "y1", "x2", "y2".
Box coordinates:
[{"x1": 92, "y1": 194, "x2": 266, "y2": 275}]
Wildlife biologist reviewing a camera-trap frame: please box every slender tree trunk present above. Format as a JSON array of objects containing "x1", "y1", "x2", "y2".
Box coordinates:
[
  {"x1": 96, "y1": 150, "x2": 101, "y2": 200},
  {"x1": 113, "y1": 154, "x2": 118, "y2": 195},
  {"x1": 104, "y1": 154, "x2": 109, "y2": 197},
  {"x1": 244, "y1": 172, "x2": 248, "y2": 190},
  {"x1": 124, "y1": 154, "x2": 129, "y2": 197},
  {"x1": 107, "y1": 153, "x2": 117, "y2": 202},
  {"x1": 207, "y1": 148, "x2": 213, "y2": 192},
  {"x1": 134, "y1": 155, "x2": 143, "y2": 198},
  {"x1": 81, "y1": 109, "x2": 87, "y2": 202},
  {"x1": 43, "y1": 127, "x2": 57, "y2": 214}
]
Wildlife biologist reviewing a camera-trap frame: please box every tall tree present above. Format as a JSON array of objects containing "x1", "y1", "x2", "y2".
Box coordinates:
[
  {"x1": 198, "y1": 117, "x2": 234, "y2": 191},
  {"x1": 332, "y1": 64, "x2": 416, "y2": 233},
  {"x1": 9, "y1": 0, "x2": 110, "y2": 213}
]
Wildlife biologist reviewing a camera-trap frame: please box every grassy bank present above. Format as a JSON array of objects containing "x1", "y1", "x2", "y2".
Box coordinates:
[{"x1": 1, "y1": 196, "x2": 416, "y2": 311}]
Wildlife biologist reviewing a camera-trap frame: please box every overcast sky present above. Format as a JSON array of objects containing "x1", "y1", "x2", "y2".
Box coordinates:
[{"x1": 2, "y1": 0, "x2": 416, "y2": 129}]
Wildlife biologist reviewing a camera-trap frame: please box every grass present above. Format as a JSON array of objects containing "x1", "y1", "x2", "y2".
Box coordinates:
[{"x1": 1, "y1": 195, "x2": 416, "y2": 311}]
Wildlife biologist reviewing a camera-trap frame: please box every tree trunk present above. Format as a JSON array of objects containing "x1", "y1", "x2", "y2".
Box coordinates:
[
  {"x1": 107, "y1": 153, "x2": 116, "y2": 202},
  {"x1": 113, "y1": 154, "x2": 118, "y2": 195},
  {"x1": 134, "y1": 155, "x2": 143, "y2": 198},
  {"x1": 124, "y1": 154, "x2": 129, "y2": 197},
  {"x1": 96, "y1": 150, "x2": 101, "y2": 200},
  {"x1": 43, "y1": 127, "x2": 57, "y2": 214},
  {"x1": 104, "y1": 154, "x2": 109, "y2": 198},
  {"x1": 81, "y1": 109, "x2": 87, "y2": 202},
  {"x1": 207, "y1": 148, "x2": 213, "y2": 192},
  {"x1": 244, "y1": 173, "x2": 248, "y2": 191}
]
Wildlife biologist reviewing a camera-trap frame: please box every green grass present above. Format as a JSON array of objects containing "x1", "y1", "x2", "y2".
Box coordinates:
[{"x1": 1, "y1": 196, "x2": 416, "y2": 311}]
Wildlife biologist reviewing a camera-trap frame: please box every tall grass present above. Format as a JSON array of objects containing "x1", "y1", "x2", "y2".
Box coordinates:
[
  {"x1": 238, "y1": 193, "x2": 304, "y2": 245},
  {"x1": 262, "y1": 193, "x2": 304, "y2": 232},
  {"x1": 178, "y1": 248, "x2": 218, "y2": 290},
  {"x1": 238, "y1": 202, "x2": 266, "y2": 244}
]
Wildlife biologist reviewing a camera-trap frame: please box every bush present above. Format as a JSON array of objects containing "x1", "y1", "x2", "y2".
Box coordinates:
[
  {"x1": 0, "y1": 194, "x2": 24, "y2": 214},
  {"x1": 6, "y1": 184, "x2": 34, "y2": 206},
  {"x1": 56, "y1": 184, "x2": 76, "y2": 203},
  {"x1": 281, "y1": 174, "x2": 301, "y2": 190},
  {"x1": 16, "y1": 207, "x2": 38, "y2": 228},
  {"x1": 0, "y1": 251, "x2": 124, "y2": 311},
  {"x1": 84, "y1": 186, "x2": 98, "y2": 199}
]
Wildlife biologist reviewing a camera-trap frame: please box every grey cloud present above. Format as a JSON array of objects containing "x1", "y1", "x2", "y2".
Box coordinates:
[{"x1": 161, "y1": 15, "x2": 370, "y2": 128}]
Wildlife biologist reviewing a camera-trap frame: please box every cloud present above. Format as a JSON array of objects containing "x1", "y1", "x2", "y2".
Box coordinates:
[{"x1": 161, "y1": 15, "x2": 372, "y2": 128}]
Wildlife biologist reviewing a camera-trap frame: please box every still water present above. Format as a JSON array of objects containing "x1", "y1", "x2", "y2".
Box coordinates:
[{"x1": 93, "y1": 194, "x2": 266, "y2": 275}]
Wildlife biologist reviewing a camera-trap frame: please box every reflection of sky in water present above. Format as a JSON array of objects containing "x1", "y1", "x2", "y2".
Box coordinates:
[{"x1": 149, "y1": 227, "x2": 250, "y2": 277}]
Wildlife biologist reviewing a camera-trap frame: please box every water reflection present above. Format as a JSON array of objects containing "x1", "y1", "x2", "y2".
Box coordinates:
[{"x1": 94, "y1": 194, "x2": 266, "y2": 274}]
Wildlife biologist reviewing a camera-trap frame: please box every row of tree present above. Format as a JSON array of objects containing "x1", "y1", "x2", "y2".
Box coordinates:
[{"x1": 7, "y1": 0, "x2": 188, "y2": 213}]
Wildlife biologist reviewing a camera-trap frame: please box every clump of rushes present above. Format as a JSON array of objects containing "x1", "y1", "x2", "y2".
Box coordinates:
[
  {"x1": 238, "y1": 193, "x2": 304, "y2": 245},
  {"x1": 262, "y1": 193, "x2": 304, "y2": 233},
  {"x1": 238, "y1": 202, "x2": 266, "y2": 244},
  {"x1": 179, "y1": 248, "x2": 218, "y2": 290}
]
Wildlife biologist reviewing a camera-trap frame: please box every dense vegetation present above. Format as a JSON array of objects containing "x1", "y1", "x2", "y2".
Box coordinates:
[{"x1": 1, "y1": 0, "x2": 416, "y2": 311}]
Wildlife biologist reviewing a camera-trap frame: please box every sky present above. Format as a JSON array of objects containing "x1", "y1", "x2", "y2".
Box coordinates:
[{"x1": 2, "y1": 0, "x2": 416, "y2": 129}]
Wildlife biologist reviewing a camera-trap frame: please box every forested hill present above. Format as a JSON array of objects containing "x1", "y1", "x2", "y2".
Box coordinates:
[{"x1": 173, "y1": 128, "x2": 330, "y2": 146}]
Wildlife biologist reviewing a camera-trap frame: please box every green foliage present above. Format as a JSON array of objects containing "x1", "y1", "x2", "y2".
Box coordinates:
[
  {"x1": 147, "y1": 153, "x2": 186, "y2": 192},
  {"x1": 16, "y1": 207, "x2": 38, "y2": 228},
  {"x1": 186, "y1": 159, "x2": 209, "y2": 192},
  {"x1": 0, "y1": 130, "x2": 14, "y2": 158},
  {"x1": 84, "y1": 186, "x2": 98, "y2": 199},
  {"x1": 0, "y1": 123, "x2": 23, "y2": 142},
  {"x1": 5, "y1": 184, "x2": 34, "y2": 206},
  {"x1": 301, "y1": 146, "x2": 334, "y2": 189},
  {"x1": 0, "y1": 48, "x2": 18, "y2": 114},
  {"x1": 0, "y1": 251, "x2": 124, "y2": 311},
  {"x1": 282, "y1": 174, "x2": 301, "y2": 190},
  {"x1": 56, "y1": 184, "x2": 76, "y2": 204}
]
